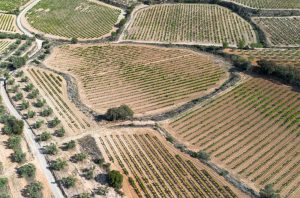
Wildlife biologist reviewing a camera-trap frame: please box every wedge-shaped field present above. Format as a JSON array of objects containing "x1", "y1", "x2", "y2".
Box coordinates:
[
  {"x1": 165, "y1": 77, "x2": 300, "y2": 198},
  {"x1": 253, "y1": 17, "x2": 300, "y2": 47},
  {"x1": 225, "y1": 48, "x2": 300, "y2": 69},
  {"x1": 228, "y1": 0, "x2": 300, "y2": 9},
  {"x1": 26, "y1": 0, "x2": 122, "y2": 39},
  {"x1": 99, "y1": 128, "x2": 244, "y2": 197},
  {"x1": 25, "y1": 67, "x2": 94, "y2": 135},
  {"x1": 0, "y1": 14, "x2": 19, "y2": 33},
  {"x1": 123, "y1": 4, "x2": 257, "y2": 46},
  {"x1": 0, "y1": 40, "x2": 14, "y2": 54},
  {"x1": 44, "y1": 44, "x2": 227, "y2": 115},
  {"x1": 0, "y1": 0, "x2": 29, "y2": 12}
]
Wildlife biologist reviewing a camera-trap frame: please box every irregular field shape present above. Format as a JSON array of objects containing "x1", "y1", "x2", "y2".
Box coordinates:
[
  {"x1": 225, "y1": 48, "x2": 300, "y2": 69},
  {"x1": 26, "y1": 0, "x2": 121, "y2": 39},
  {"x1": 166, "y1": 77, "x2": 300, "y2": 198},
  {"x1": 228, "y1": 0, "x2": 300, "y2": 9},
  {"x1": 0, "y1": 14, "x2": 18, "y2": 33},
  {"x1": 0, "y1": 0, "x2": 29, "y2": 12},
  {"x1": 253, "y1": 17, "x2": 300, "y2": 47},
  {"x1": 99, "y1": 129, "x2": 241, "y2": 197},
  {"x1": 124, "y1": 4, "x2": 257, "y2": 46},
  {"x1": 44, "y1": 44, "x2": 226, "y2": 115}
]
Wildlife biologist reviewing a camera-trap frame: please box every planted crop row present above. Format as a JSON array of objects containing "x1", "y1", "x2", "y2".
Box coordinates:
[
  {"x1": 168, "y1": 77, "x2": 300, "y2": 197},
  {"x1": 99, "y1": 132, "x2": 238, "y2": 197},
  {"x1": 124, "y1": 4, "x2": 257, "y2": 46},
  {"x1": 0, "y1": 14, "x2": 18, "y2": 32},
  {"x1": 0, "y1": 40, "x2": 13, "y2": 54},
  {"x1": 45, "y1": 44, "x2": 225, "y2": 114},
  {"x1": 229, "y1": 0, "x2": 300, "y2": 9}
]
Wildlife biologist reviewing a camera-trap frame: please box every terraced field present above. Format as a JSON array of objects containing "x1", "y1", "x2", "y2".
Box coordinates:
[
  {"x1": 25, "y1": 67, "x2": 94, "y2": 134},
  {"x1": 0, "y1": 40, "x2": 13, "y2": 54},
  {"x1": 99, "y1": 128, "x2": 242, "y2": 197},
  {"x1": 253, "y1": 17, "x2": 300, "y2": 47},
  {"x1": 0, "y1": 14, "x2": 19, "y2": 33},
  {"x1": 165, "y1": 77, "x2": 300, "y2": 198},
  {"x1": 123, "y1": 4, "x2": 257, "y2": 46},
  {"x1": 44, "y1": 44, "x2": 227, "y2": 115},
  {"x1": 0, "y1": 0, "x2": 29, "y2": 12},
  {"x1": 26, "y1": 0, "x2": 122, "y2": 39},
  {"x1": 228, "y1": 0, "x2": 300, "y2": 9},
  {"x1": 224, "y1": 48, "x2": 300, "y2": 69}
]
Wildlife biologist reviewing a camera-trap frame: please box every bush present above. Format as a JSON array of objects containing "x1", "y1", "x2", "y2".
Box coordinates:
[
  {"x1": 0, "y1": 177, "x2": 8, "y2": 188},
  {"x1": 105, "y1": 105, "x2": 134, "y2": 121},
  {"x1": 40, "y1": 107, "x2": 53, "y2": 117},
  {"x1": 38, "y1": 132, "x2": 51, "y2": 142},
  {"x1": 198, "y1": 150, "x2": 210, "y2": 161},
  {"x1": 25, "y1": 181, "x2": 43, "y2": 198},
  {"x1": 222, "y1": 41, "x2": 229, "y2": 49},
  {"x1": 27, "y1": 89, "x2": 39, "y2": 99},
  {"x1": 48, "y1": 117, "x2": 60, "y2": 128},
  {"x1": 2, "y1": 116, "x2": 24, "y2": 135},
  {"x1": 13, "y1": 92, "x2": 23, "y2": 101},
  {"x1": 10, "y1": 56, "x2": 26, "y2": 69},
  {"x1": 20, "y1": 100, "x2": 29, "y2": 110},
  {"x1": 7, "y1": 135, "x2": 21, "y2": 150},
  {"x1": 73, "y1": 153, "x2": 87, "y2": 162},
  {"x1": 83, "y1": 167, "x2": 94, "y2": 180},
  {"x1": 61, "y1": 176, "x2": 76, "y2": 188},
  {"x1": 11, "y1": 149, "x2": 26, "y2": 163},
  {"x1": 24, "y1": 83, "x2": 34, "y2": 92},
  {"x1": 18, "y1": 163, "x2": 36, "y2": 178},
  {"x1": 50, "y1": 158, "x2": 67, "y2": 171},
  {"x1": 55, "y1": 127, "x2": 65, "y2": 137},
  {"x1": 27, "y1": 110, "x2": 36, "y2": 118},
  {"x1": 238, "y1": 39, "x2": 246, "y2": 49},
  {"x1": 95, "y1": 186, "x2": 109, "y2": 195},
  {"x1": 70, "y1": 38, "x2": 78, "y2": 44},
  {"x1": 33, "y1": 120, "x2": 44, "y2": 129},
  {"x1": 43, "y1": 143, "x2": 58, "y2": 155},
  {"x1": 108, "y1": 170, "x2": 123, "y2": 189},
  {"x1": 259, "y1": 184, "x2": 280, "y2": 198},
  {"x1": 63, "y1": 140, "x2": 75, "y2": 150},
  {"x1": 34, "y1": 99, "x2": 45, "y2": 108},
  {"x1": 231, "y1": 55, "x2": 252, "y2": 71}
]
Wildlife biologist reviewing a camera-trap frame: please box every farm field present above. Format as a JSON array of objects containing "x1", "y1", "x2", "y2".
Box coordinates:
[
  {"x1": 227, "y1": 0, "x2": 300, "y2": 9},
  {"x1": 224, "y1": 48, "x2": 300, "y2": 69},
  {"x1": 123, "y1": 4, "x2": 257, "y2": 46},
  {"x1": 253, "y1": 17, "x2": 300, "y2": 47},
  {"x1": 44, "y1": 44, "x2": 227, "y2": 116},
  {"x1": 0, "y1": 0, "x2": 29, "y2": 12},
  {"x1": 25, "y1": 0, "x2": 122, "y2": 39},
  {"x1": 0, "y1": 40, "x2": 14, "y2": 54},
  {"x1": 164, "y1": 77, "x2": 300, "y2": 198},
  {"x1": 24, "y1": 67, "x2": 95, "y2": 135},
  {"x1": 0, "y1": 14, "x2": 19, "y2": 33},
  {"x1": 98, "y1": 127, "x2": 244, "y2": 197}
]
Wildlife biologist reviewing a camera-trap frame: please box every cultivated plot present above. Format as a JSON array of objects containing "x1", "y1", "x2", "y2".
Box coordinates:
[
  {"x1": 0, "y1": 0, "x2": 29, "y2": 12},
  {"x1": 0, "y1": 40, "x2": 14, "y2": 54},
  {"x1": 227, "y1": 0, "x2": 300, "y2": 9},
  {"x1": 253, "y1": 17, "x2": 300, "y2": 47},
  {"x1": 123, "y1": 4, "x2": 257, "y2": 46},
  {"x1": 44, "y1": 44, "x2": 227, "y2": 116},
  {"x1": 99, "y1": 128, "x2": 244, "y2": 197},
  {"x1": 26, "y1": 0, "x2": 122, "y2": 39},
  {"x1": 0, "y1": 14, "x2": 19, "y2": 33},
  {"x1": 164, "y1": 77, "x2": 300, "y2": 198},
  {"x1": 224, "y1": 48, "x2": 300, "y2": 69}
]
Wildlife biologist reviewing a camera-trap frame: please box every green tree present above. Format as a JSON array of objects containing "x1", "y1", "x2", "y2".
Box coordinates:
[
  {"x1": 34, "y1": 99, "x2": 46, "y2": 108},
  {"x1": 61, "y1": 176, "x2": 76, "y2": 188},
  {"x1": 50, "y1": 158, "x2": 67, "y2": 171},
  {"x1": 95, "y1": 186, "x2": 109, "y2": 195},
  {"x1": 18, "y1": 163, "x2": 36, "y2": 178},
  {"x1": 33, "y1": 120, "x2": 44, "y2": 129},
  {"x1": 27, "y1": 89, "x2": 39, "y2": 99},
  {"x1": 259, "y1": 184, "x2": 280, "y2": 198},
  {"x1": 40, "y1": 107, "x2": 53, "y2": 117},
  {"x1": 2, "y1": 116, "x2": 24, "y2": 135},
  {"x1": 0, "y1": 177, "x2": 8, "y2": 188},
  {"x1": 63, "y1": 140, "x2": 75, "y2": 150},
  {"x1": 10, "y1": 56, "x2": 26, "y2": 69},
  {"x1": 198, "y1": 150, "x2": 210, "y2": 161},
  {"x1": 105, "y1": 105, "x2": 134, "y2": 121},
  {"x1": 24, "y1": 83, "x2": 34, "y2": 92},
  {"x1": 238, "y1": 39, "x2": 246, "y2": 49},
  {"x1": 43, "y1": 143, "x2": 58, "y2": 155},
  {"x1": 108, "y1": 170, "x2": 123, "y2": 189},
  {"x1": 55, "y1": 127, "x2": 65, "y2": 137},
  {"x1": 70, "y1": 38, "x2": 78, "y2": 44},
  {"x1": 49, "y1": 117, "x2": 60, "y2": 128},
  {"x1": 73, "y1": 153, "x2": 87, "y2": 162},
  {"x1": 13, "y1": 92, "x2": 23, "y2": 101},
  {"x1": 7, "y1": 135, "x2": 21, "y2": 150},
  {"x1": 222, "y1": 41, "x2": 229, "y2": 49},
  {"x1": 20, "y1": 100, "x2": 29, "y2": 110},
  {"x1": 38, "y1": 131, "x2": 51, "y2": 142},
  {"x1": 11, "y1": 149, "x2": 26, "y2": 163},
  {"x1": 25, "y1": 181, "x2": 43, "y2": 198},
  {"x1": 27, "y1": 110, "x2": 36, "y2": 118}
]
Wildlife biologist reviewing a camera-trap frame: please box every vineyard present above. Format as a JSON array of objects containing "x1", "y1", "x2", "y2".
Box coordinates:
[
  {"x1": 25, "y1": 67, "x2": 94, "y2": 134},
  {"x1": 228, "y1": 0, "x2": 300, "y2": 9},
  {"x1": 0, "y1": 14, "x2": 19, "y2": 33},
  {"x1": 99, "y1": 128, "x2": 242, "y2": 197},
  {"x1": 26, "y1": 0, "x2": 122, "y2": 39},
  {"x1": 224, "y1": 48, "x2": 300, "y2": 69},
  {"x1": 253, "y1": 17, "x2": 300, "y2": 47},
  {"x1": 0, "y1": 0, "x2": 29, "y2": 12},
  {"x1": 44, "y1": 44, "x2": 226, "y2": 115},
  {"x1": 0, "y1": 40, "x2": 13, "y2": 54},
  {"x1": 123, "y1": 4, "x2": 257, "y2": 46},
  {"x1": 165, "y1": 77, "x2": 300, "y2": 198}
]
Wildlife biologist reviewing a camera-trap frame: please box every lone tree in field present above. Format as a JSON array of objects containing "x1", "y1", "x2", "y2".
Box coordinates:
[
  {"x1": 105, "y1": 105, "x2": 134, "y2": 121},
  {"x1": 259, "y1": 184, "x2": 280, "y2": 198},
  {"x1": 108, "y1": 170, "x2": 123, "y2": 189}
]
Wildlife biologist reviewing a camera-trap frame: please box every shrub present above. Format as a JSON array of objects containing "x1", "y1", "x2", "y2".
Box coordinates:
[
  {"x1": 25, "y1": 181, "x2": 43, "y2": 198},
  {"x1": 238, "y1": 39, "x2": 246, "y2": 49},
  {"x1": 63, "y1": 140, "x2": 75, "y2": 150},
  {"x1": 11, "y1": 149, "x2": 26, "y2": 163},
  {"x1": 50, "y1": 158, "x2": 67, "y2": 171},
  {"x1": 18, "y1": 163, "x2": 36, "y2": 178},
  {"x1": 222, "y1": 41, "x2": 229, "y2": 49},
  {"x1": 231, "y1": 55, "x2": 252, "y2": 71},
  {"x1": 83, "y1": 167, "x2": 94, "y2": 180},
  {"x1": 95, "y1": 186, "x2": 109, "y2": 195},
  {"x1": 48, "y1": 117, "x2": 60, "y2": 128},
  {"x1": 33, "y1": 120, "x2": 44, "y2": 129},
  {"x1": 40, "y1": 108, "x2": 53, "y2": 117},
  {"x1": 108, "y1": 170, "x2": 123, "y2": 189},
  {"x1": 0, "y1": 177, "x2": 8, "y2": 188},
  {"x1": 13, "y1": 92, "x2": 23, "y2": 101},
  {"x1": 7, "y1": 135, "x2": 21, "y2": 150},
  {"x1": 43, "y1": 143, "x2": 58, "y2": 155},
  {"x1": 27, "y1": 110, "x2": 36, "y2": 118},
  {"x1": 24, "y1": 83, "x2": 34, "y2": 92},
  {"x1": 105, "y1": 105, "x2": 134, "y2": 121},
  {"x1": 10, "y1": 56, "x2": 26, "y2": 69},
  {"x1": 2, "y1": 116, "x2": 24, "y2": 135},
  {"x1": 70, "y1": 38, "x2": 78, "y2": 44},
  {"x1": 20, "y1": 100, "x2": 29, "y2": 110},
  {"x1": 37, "y1": 132, "x2": 51, "y2": 142},
  {"x1": 73, "y1": 153, "x2": 87, "y2": 162},
  {"x1": 198, "y1": 150, "x2": 210, "y2": 161},
  {"x1": 259, "y1": 184, "x2": 280, "y2": 198},
  {"x1": 61, "y1": 176, "x2": 76, "y2": 188},
  {"x1": 55, "y1": 127, "x2": 65, "y2": 137},
  {"x1": 34, "y1": 99, "x2": 46, "y2": 108},
  {"x1": 27, "y1": 89, "x2": 39, "y2": 99}
]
